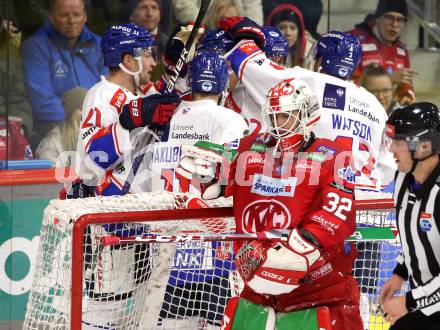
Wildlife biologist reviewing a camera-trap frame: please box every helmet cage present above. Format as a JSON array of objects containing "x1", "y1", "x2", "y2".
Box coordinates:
[{"x1": 263, "y1": 96, "x2": 305, "y2": 139}]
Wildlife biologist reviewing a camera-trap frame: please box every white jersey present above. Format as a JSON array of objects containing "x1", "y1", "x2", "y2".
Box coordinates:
[
  {"x1": 225, "y1": 83, "x2": 268, "y2": 133},
  {"x1": 148, "y1": 99, "x2": 248, "y2": 192},
  {"x1": 226, "y1": 40, "x2": 396, "y2": 189},
  {"x1": 74, "y1": 77, "x2": 158, "y2": 195}
]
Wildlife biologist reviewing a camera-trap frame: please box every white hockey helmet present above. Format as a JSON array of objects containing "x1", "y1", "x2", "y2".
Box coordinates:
[{"x1": 262, "y1": 78, "x2": 320, "y2": 147}]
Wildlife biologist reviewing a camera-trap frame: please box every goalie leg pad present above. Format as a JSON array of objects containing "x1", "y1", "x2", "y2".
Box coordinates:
[
  {"x1": 275, "y1": 306, "x2": 332, "y2": 330},
  {"x1": 222, "y1": 297, "x2": 275, "y2": 330}
]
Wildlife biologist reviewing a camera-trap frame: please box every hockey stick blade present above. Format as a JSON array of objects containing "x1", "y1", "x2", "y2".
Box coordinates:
[{"x1": 165, "y1": 0, "x2": 211, "y2": 94}]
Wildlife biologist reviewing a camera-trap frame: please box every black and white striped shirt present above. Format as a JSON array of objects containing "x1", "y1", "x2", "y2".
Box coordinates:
[{"x1": 393, "y1": 161, "x2": 440, "y2": 316}]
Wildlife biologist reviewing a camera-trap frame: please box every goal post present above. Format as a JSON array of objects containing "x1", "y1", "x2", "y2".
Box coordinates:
[{"x1": 24, "y1": 192, "x2": 401, "y2": 329}]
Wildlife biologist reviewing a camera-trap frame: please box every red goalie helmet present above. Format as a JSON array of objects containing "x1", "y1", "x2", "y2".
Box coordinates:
[{"x1": 262, "y1": 78, "x2": 320, "y2": 147}]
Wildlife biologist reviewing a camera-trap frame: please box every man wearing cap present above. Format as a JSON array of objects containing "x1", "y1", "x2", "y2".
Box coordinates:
[{"x1": 349, "y1": 0, "x2": 415, "y2": 105}]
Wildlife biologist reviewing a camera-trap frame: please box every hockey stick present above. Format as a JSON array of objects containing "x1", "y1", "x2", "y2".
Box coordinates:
[
  {"x1": 121, "y1": 0, "x2": 212, "y2": 194},
  {"x1": 101, "y1": 227, "x2": 397, "y2": 246}
]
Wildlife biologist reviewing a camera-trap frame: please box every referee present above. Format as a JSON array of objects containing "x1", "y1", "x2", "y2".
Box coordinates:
[{"x1": 379, "y1": 102, "x2": 440, "y2": 329}]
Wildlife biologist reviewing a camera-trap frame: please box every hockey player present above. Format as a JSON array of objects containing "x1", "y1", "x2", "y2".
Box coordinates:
[
  {"x1": 71, "y1": 23, "x2": 181, "y2": 197},
  {"x1": 224, "y1": 25, "x2": 289, "y2": 132},
  {"x1": 148, "y1": 50, "x2": 248, "y2": 328},
  {"x1": 68, "y1": 23, "x2": 184, "y2": 329},
  {"x1": 177, "y1": 78, "x2": 363, "y2": 329},
  {"x1": 148, "y1": 50, "x2": 248, "y2": 192},
  {"x1": 219, "y1": 17, "x2": 395, "y2": 190}
]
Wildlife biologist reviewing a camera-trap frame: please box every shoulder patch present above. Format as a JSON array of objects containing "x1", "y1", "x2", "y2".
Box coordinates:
[
  {"x1": 323, "y1": 83, "x2": 346, "y2": 111},
  {"x1": 110, "y1": 88, "x2": 127, "y2": 113}
]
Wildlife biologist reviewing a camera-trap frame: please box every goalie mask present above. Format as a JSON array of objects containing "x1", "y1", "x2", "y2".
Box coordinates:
[{"x1": 262, "y1": 78, "x2": 320, "y2": 148}]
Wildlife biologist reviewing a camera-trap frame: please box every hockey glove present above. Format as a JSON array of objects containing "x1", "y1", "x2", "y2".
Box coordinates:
[
  {"x1": 163, "y1": 23, "x2": 206, "y2": 77},
  {"x1": 119, "y1": 92, "x2": 181, "y2": 131},
  {"x1": 219, "y1": 16, "x2": 265, "y2": 49},
  {"x1": 235, "y1": 228, "x2": 323, "y2": 295},
  {"x1": 176, "y1": 141, "x2": 237, "y2": 200}
]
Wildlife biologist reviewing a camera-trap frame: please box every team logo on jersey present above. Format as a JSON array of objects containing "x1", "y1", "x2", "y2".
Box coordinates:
[
  {"x1": 251, "y1": 174, "x2": 297, "y2": 197},
  {"x1": 420, "y1": 212, "x2": 433, "y2": 232},
  {"x1": 323, "y1": 84, "x2": 346, "y2": 110},
  {"x1": 54, "y1": 60, "x2": 68, "y2": 78},
  {"x1": 242, "y1": 200, "x2": 292, "y2": 233}
]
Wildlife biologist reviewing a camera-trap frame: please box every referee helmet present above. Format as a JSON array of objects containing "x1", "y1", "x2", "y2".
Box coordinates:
[{"x1": 385, "y1": 102, "x2": 440, "y2": 158}]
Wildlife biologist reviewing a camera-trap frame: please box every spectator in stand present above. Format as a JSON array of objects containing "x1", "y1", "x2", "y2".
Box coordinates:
[
  {"x1": 36, "y1": 87, "x2": 86, "y2": 167},
  {"x1": 0, "y1": 20, "x2": 34, "y2": 160},
  {"x1": 0, "y1": 20, "x2": 33, "y2": 138},
  {"x1": 349, "y1": 0, "x2": 416, "y2": 105},
  {"x1": 129, "y1": 0, "x2": 168, "y2": 54},
  {"x1": 206, "y1": 0, "x2": 240, "y2": 30},
  {"x1": 172, "y1": 0, "x2": 263, "y2": 27},
  {"x1": 21, "y1": 0, "x2": 107, "y2": 141},
  {"x1": 361, "y1": 63, "x2": 400, "y2": 115},
  {"x1": 265, "y1": 4, "x2": 315, "y2": 68},
  {"x1": 262, "y1": 0, "x2": 323, "y2": 40}
]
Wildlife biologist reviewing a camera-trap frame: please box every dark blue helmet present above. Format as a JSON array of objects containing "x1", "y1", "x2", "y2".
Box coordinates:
[
  {"x1": 262, "y1": 26, "x2": 288, "y2": 64},
  {"x1": 101, "y1": 24, "x2": 157, "y2": 68},
  {"x1": 312, "y1": 31, "x2": 361, "y2": 79},
  {"x1": 197, "y1": 28, "x2": 234, "y2": 55},
  {"x1": 189, "y1": 50, "x2": 229, "y2": 94}
]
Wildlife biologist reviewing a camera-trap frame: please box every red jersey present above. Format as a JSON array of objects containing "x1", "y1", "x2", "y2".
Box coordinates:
[
  {"x1": 225, "y1": 136, "x2": 363, "y2": 329},
  {"x1": 349, "y1": 18, "x2": 414, "y2": 102},
  {"x1": 228, "y1": 136, "x2": 355, "y2": 250}
]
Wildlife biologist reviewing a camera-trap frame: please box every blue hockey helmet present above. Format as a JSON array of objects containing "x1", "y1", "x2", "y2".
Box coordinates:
[
  {"x1": 189, "y1": 50, "x2": 229, "y2": 95},
  {"x1": 310, "y1": 31, "x2": 361, "y2": 79},
  {"x1": 262, "y1": 26, "x2": 288, "y2": 64},
  {"x1": 101, "y1": 23, "x2": 158, "y2": 68},
  {"x1": 197, "y1": 28, "x2": 234, "y2": 55}
]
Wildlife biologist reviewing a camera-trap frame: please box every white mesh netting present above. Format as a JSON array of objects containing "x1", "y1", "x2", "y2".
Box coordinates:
[{"x1": 23, "y1": 191, "x2": 405, "y2": 330}]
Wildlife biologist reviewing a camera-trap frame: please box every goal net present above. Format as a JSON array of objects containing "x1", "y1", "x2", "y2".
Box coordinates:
[{"x1": 23, "y1": 191, "x2": 402, "y2": 330}]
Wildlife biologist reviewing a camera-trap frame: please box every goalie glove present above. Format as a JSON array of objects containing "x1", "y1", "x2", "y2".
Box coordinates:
[
  {"x1": 176, "y1": 141, "x2": 236, "y2": 200},
  {"x1": 235, "y1": 228, "x2": 323, "y2": 295}
]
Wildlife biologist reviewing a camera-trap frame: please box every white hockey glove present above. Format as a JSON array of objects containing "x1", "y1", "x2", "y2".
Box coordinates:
[
  {"x1": 235, "y1": 228, "x2": 323, "y2": 295},
  {"x1": 176, "y1": 141, "x2": 236, "y2": 200}
]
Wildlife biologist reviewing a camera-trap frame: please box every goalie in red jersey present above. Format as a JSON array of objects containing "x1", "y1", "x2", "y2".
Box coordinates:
[{"x1": 177, "y1": 78, "x2": 363, "y2": 330}]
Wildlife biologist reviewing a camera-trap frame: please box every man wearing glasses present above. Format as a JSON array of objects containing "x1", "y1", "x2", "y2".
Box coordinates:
[{"x1": 349, "y1": 0, "x2": 416, "y2": 106}]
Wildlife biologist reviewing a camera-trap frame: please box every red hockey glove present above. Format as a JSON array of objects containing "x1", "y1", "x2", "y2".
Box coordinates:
[
  {"x1": 235, "y1": 229, "x2": 323, "y2": 295},
  {"x1": 119, "y1": 92, "x2": 180, "y2": 131},
  {"x1": 219, "y1": 16, "x2": 265, "y2": 49}
]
